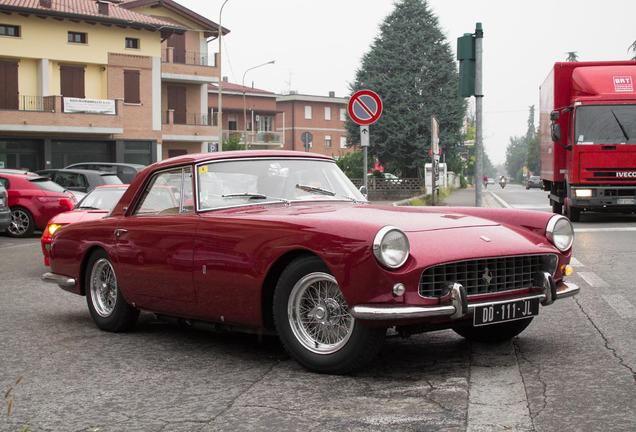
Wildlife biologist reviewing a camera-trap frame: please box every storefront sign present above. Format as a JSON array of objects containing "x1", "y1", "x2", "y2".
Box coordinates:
[{"x1": 63, "y1": 98, "x2": 116, "y2": 115}]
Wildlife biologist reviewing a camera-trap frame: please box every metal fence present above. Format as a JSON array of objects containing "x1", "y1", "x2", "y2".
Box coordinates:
[
  {"x1": 16, "y1": 95, "x2": 55, "y2": 112},
  {"x1": 350, "y1": 177, "x2": 425, "y2": 200},
  {"x1": 161, "y1": 48, "x2": 211, "y2": 66}
]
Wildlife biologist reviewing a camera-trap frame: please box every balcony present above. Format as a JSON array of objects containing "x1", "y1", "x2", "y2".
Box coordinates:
[
  {"x1": 161, "y1": 48, "x2": 219, "y2": 83},
  {"x1": 0, "y1": 96, "x2": 123, "y2": 135},
  {"x1": 162, "y1": 110, "x2": 218, "y2": 142},
  {"x1": 223, "y1": 130, "x2": 284, "y2": 148}
]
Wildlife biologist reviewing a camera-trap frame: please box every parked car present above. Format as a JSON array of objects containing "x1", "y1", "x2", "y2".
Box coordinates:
[
  {"x1": 0, "y1": 173, "x2": 77, "y2": 237},
  {"x1": 526, "y1": 176, "x2": 543, "y2": 190},
  {"x1": 37, "y1": 169, "x2": 122, "y2": 193},
  {"x1": 43, "y1": 151, "x2": 578, "y2": 374},
  {"x1": 64, "y1": 163, "x2": 144, "y2": 183},
  {"x1": 0, "y1": 182, "x2": 9, "y2": 233},
  {"x1": 41, "y1": 185, "x2": 128, "y2": 266},
  {"x1": 487, "y1": 177, "x2": 495, "y2": 185}
]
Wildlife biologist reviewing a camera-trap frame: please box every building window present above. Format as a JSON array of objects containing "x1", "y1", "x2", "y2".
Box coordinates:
[
  {"x1": 0, "y1": 24, "x2": 20, "y2": 37},
  {"x1": 124, "y1": 69, "x2": 140, "y2": 104},
  {"x1": 125, "y1": 37, "x2": 140, "y2": 49},
  {"x1": 68, "y1": 31, "x2": 87, "y2": 44},
  {"x1": 304, "y1": 105, "x2": 312, "y2": 119},
  {"x1": 324, "y1": 106, "x2": 331, "y2": 120},
  {"x1": 257, "y1": 115, "x2": 273, "y2": 132},
  {"x1": 325, "y1": 135, "x2": 332, "y2": 148},
  {"x1": 340, "y1": 136, "x2": 347, "y2": 149},
  {"x1": 340, "y1": 108, "x2": 346, "y2": 121}
]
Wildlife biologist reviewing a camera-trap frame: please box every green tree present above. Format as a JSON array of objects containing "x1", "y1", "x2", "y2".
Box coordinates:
[
  {"x1": 335, "y1": 151, "x2": 373, "y2": 179},
  {"x1": 505, "y1": 136, "x2": 527, "y2": 182},
  {"x1": 222, "y1": 132, "x2": 244, "y2": 151},
  {"x1": 346, "y1": 0, "x2": 465, "y2": 177},
  {"x1": 565, "y1": 51, "x2": 579, "y2": 62},
  {"x1": 525, "y1": 105, "x2": 540, "y2": 174}
]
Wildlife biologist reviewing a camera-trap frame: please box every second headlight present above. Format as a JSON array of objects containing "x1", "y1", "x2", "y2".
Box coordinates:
[
  {"x1": 373, "y1": 226, "x2": 410, "y2": 269},
  {"x1": 546, "y1": 215, "x2": 574, "y2": 252}
]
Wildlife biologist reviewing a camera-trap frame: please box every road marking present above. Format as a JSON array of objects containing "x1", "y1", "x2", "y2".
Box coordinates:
[
  {"x1": 570, "y1": 257, "x2": 584, "y2": 267},
  {"x1": 488, "y1": 191, "x2": 512, "y2": 208},
  {"x1": 578, "y1": 272, "x2": 609, "y2": 288},
  {"x1": 468, "y1": 343, "x2": 533, "y2": 432},
  {"x1": 574, "y1": 227, "x2": 636, "y2": 233},
  {"x1": 602, "y1": 295, "x2": 636, "y2": 319},
  {"x1": 0, "y1": 242, "x2": 39, "y2": 249}
]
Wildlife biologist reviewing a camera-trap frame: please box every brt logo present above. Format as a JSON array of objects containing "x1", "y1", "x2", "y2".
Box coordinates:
[
  {"x1": 616, "y1": 171, "x2": 636, "y2": 178},
  {"x1": 613, "y1": 76, "x2": 633, "y2": 92}
]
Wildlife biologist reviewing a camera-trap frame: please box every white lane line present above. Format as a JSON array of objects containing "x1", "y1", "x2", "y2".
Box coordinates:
[
  {"x1": 569, "y1": 257, "x2": 584, "y2": 267},
  {"x1": 488, "y1": 191, "x2": 512, "y2": 208},
  {"x1": 575, "y1": 227, "x2": 636, "y2": 233},
  {"x1": 578, "y1": 272, "x2": 609, "y2": 288},
  {"x1": 468, "y1": 343, "x2": 533, "y2": 431},
  {"x1": 602, "y1": 295, "x2": 636, "y2": 319}
]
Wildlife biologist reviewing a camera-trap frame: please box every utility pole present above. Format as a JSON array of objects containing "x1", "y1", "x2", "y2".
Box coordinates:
[
  {"x1": 474, "y1": 23, "x2": 484, "y2": 207},
  {"x1": 217, "y1": 0, "x2": 230, "y2": 151}
]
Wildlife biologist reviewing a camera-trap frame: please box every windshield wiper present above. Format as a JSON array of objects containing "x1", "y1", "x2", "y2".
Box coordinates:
[
  {"x1": 221, "y1": 192, "x2": 290, "y2": 205},
  {"x1": 610, "y1": 109, "x2": 630, "y2": 142},
  {"x1": 295, "y1": 184, "x2": 336, "y2": 196}
]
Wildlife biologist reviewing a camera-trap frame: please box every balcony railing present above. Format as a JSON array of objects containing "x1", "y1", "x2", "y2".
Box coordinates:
[
  {"x1": 163, "y1": 110, "x2": 212, "y2": 126},
  {"x1": 222, "y1": 130, "x2": 283, "y2": 146},
  {"x1": 0, "y1": 95, "x2": 56, "y2": 112},
  {"x1": 161, "y1": 48, "x2": 215, "y2": 66}
]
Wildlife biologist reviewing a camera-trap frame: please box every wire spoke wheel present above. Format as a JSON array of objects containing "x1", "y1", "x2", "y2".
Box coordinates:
[
  {"x1": 287, "y1": 272, "x2": 354, "y2": 355},
  {"x1": 9, "y1": 209, "x2": 30, "y2": 236},
  {"x1": 90, "y1": 258, "x2": 118, "y2": 318}
]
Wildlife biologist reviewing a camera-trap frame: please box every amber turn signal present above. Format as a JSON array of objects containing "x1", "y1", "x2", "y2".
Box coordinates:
[{"x1": 561, "y1": 264, "x2": 574, "y2": 277}]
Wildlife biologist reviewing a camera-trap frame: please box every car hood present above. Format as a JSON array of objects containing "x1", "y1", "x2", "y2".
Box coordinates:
[
  {"x1": 210, "y1": 202, "x2": 499, "y2": 232},
  {"x1": 50, "y1": 209, "x2": 110, "y2": 224}
]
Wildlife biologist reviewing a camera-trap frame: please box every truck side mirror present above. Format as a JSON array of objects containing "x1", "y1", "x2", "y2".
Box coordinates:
[
  {"x1": 551, "y1": 123, "x2": 561, "y2": 142},
  {"x1": 550, "y1": 110, "x2": 560, "y2": 121}
]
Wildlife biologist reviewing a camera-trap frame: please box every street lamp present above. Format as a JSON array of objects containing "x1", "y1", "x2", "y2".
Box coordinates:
[
  {"x1": 242, "y1": 60, "x2": 275, "y2": 149},
  {"x1": 217, "y1": 0, "x2": 230, "y2": 151}
]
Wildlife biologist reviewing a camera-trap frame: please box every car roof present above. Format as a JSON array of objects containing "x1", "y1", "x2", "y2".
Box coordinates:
[
  {"x1": 66, "y1": 162, "x2": 145, "y2": 169},
  {"x1": 0, "y1": 169, "x2": 38, "y2": 176},
  {"x1": 93, "y1": 184, "x2": 130, "y2": 189},
  {"x1": 0, "y1": 172, "x2": 48, "y2": 180},
  {"x1": 39, "y1": 169, "x2": 117, "y2": 176}
]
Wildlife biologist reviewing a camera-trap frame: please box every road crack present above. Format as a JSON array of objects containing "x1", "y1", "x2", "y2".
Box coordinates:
[
  {"x1": 513, "y1": 338, "x2": 545, "y2": 426},
  {"x1": 574, "y1": 297, "x2": 636, "y2": 383}
]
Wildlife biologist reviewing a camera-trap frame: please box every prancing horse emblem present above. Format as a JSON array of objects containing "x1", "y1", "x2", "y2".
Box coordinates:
[{"x1": 482, "y1": 268, "x2": 493, "y2": 286}]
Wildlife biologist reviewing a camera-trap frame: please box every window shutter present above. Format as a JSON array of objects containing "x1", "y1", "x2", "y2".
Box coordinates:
[{"x1": 124, "y1": 70, "x2": 140, "y2": 104}]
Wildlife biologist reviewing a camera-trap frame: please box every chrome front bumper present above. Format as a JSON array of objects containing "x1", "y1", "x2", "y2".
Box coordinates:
[
  {"x1": 41, "y1": 272, "x2": 76, "y2": 289},
  {"x1": 350, "y1": 275, "x2": 579, "y2": 321}
]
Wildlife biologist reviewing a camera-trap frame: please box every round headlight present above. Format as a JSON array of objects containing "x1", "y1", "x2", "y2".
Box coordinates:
[
  {"x1": 373, "y1": 226, "x2": 410, "y2": 269},
  {"x1": 546, "y1": 215, "x2": 574, "y2": 252}
]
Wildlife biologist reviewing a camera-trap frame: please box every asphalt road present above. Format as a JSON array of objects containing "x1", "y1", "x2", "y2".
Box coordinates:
[{"x1": 1, "y1": 190, "x2": 635, "y2": 431}]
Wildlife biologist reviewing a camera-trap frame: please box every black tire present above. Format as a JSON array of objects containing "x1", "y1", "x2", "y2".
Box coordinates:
[
  {"x1": 85, "y1": 249, "x2": 139, "y2": 332},
  {"x1": 7, "y1": 206, "x2": 35, "y2": 238},
  {"x1": 453, "y1": 317, "x2": 533, "y2": 342},
  {"x1": 565, "y1": 201, "x2": 581, "y2": 222},
  {"x1": 273, "y1": 256, "x2": 385, "y2": 374},
  {"x1": 551, "y1": 201, "x2": 563, "y2": 215}
]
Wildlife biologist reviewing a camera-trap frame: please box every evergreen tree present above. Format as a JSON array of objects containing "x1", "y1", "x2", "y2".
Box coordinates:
[
  {"x1": 565, "y1": 51, "x2": 579, "y2": 62},
  {"x1": 629, "y1": 40, "x2": 636, "y2": 61},
  {"x1": 505, "y1": 136, "x2": 527, "y2": 182},
  {"x1": 525, "y1": 105, "x2": 540, "y2": 174},
  {"x1": 346, "y1": 0, "x2": 465, "y2": 177}
]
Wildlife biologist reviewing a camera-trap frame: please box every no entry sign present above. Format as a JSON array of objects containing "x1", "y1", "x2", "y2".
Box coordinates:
[{"x1": 348, "y1": 89, "x2": 383, "y2": 125}]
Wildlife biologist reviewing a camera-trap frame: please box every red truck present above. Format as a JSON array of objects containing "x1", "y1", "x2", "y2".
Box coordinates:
[{"x1": 540, "y1": 61, "x2": 636, "y2": 221}]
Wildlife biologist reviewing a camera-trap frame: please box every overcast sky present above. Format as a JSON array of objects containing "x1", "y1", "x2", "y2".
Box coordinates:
[{"x1": 179, "y1": 0, "x2": 636, "y2": 165}]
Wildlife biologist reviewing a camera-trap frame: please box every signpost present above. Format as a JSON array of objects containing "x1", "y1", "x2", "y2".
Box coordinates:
[
  {"x1": 348, "y1": 90, "x2": 383, "y2": 195},
  {"x1": 301, "y1": 131, "x2": 313, "y2": 151}
]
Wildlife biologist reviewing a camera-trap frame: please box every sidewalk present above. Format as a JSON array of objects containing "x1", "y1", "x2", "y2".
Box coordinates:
[{"x1": 369, "y1": 187, "x2": 502, "y2": 208}]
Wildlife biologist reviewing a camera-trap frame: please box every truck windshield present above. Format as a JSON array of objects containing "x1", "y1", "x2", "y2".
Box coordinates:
[{"x1": 575, "y1": 105, "x2": 636, "y2": 144}]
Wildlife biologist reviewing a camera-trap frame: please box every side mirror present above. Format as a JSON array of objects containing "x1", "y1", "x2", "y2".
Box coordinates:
[
  {"x1": 550, "y1": 110, "x2": 560, "y2": 121},
  {"x1": 551, "y1": 123, "x2": 561, "y2": 142},
  {"x1": 359, "y1": 185, "x2": 368, "y2": 198}
]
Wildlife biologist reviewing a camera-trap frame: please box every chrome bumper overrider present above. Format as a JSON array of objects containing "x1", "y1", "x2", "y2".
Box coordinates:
[
  {"x1": 350, "y1": 276, "x2": 580, "y2": 321},
  {"x1": 41, "y1": 272, "x2": 76, "y2": 288}
]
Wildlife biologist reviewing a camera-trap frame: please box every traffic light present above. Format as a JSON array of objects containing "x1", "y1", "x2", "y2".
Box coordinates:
[{"x1": 457, "y1": 33, "x2": 475, "y2": 97}]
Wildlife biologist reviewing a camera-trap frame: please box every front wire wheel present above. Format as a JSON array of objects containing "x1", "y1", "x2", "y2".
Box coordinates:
[{"x1": 288, "y1": 273, "x2": 354, "y2": 355}]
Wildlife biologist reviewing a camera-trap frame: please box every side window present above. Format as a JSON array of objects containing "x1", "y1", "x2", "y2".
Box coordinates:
[
  {"x1": 134, "y1": 167, "x2": 192, "y2": 215},
  {"x1": 0, "y1": 177, "x2": 8, "y2": 189}
]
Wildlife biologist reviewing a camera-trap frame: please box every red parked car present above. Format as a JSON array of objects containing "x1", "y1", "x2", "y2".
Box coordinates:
[
  {"x1": 0, "y1": 172, "x2": 77, "y2": 238},
  {"x1": 42, "y1": 151, "x2": 578, "y2": 373},
  {"x1": 41, "y1": 185, "x2": 128, "y2": 266}
]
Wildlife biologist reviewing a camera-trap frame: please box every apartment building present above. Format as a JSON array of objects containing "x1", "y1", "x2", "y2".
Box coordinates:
[
  {"x1": 276, "y1": 92, "x2": 354, "y2": 158},
  {"x1": 0, "y1": 0, "x2": 226, "y2": 170},
  {"x1": 208, "y1": 80, "x2": 283, "y2": 150}
]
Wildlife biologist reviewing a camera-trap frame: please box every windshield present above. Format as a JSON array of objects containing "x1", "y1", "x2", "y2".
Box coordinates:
[
  {"x1": 575, "y1": 104, "x2": 636, "y2": 144},
  {"x1": 30, "y1": 178, "x2": 66, "y2": 193},
  {"x1": 77, "y1": 187, "x2": 127, "y2": 210},
  {"x1": 197, "y1": 159, "x2": 365, "y2": 210}
]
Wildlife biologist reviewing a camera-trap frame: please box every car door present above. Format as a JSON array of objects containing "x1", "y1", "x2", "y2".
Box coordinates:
[{"x1": 115, "y1": 165, "x2": 198, "y2": 314}]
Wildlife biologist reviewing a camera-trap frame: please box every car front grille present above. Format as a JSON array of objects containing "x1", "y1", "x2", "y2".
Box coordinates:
[{"x1": 419, "y1": 254, "x2": 555, "y2": 297}]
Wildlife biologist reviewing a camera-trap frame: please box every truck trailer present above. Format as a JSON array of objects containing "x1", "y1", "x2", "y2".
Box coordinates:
[{"x1": 540, "y1": 61, "x2": 636, "y2": 221}]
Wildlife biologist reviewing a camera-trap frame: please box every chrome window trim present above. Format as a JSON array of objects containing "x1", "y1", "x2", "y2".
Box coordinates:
[{"x1": 129, "y1": 165, "x2": 191, "y2": 217}]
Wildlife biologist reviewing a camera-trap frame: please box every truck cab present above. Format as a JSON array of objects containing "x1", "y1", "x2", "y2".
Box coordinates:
[{"x1": 540, "y1": 62, "x2": 636, "y2": 221}]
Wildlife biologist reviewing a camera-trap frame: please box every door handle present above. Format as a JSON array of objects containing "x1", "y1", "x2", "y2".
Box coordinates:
[{"x1": 114, "y1": 228, "x2": 128, "y2": 238}]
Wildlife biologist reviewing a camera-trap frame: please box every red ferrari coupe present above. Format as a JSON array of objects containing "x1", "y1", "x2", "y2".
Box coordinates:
[
  {"x1": 42, "y1": 151, "x2": 578, "y2": 373},
  {"x1": 41, "y1": 185, "x2": 128, "y2": 266}
]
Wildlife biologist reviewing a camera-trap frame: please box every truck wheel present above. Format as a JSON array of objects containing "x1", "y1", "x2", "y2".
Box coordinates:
[
  {"x1": 551, "y1": 201, "x2": 563, "y2": 215},
  {"x1": 565, "y1": 200, "x2": 581, "y2": 222},
  {"x1": 273, "y1": 256, "x2": 385, "y2": 374},
  {"x1": 453, "y1": 318, "x2": 533, "y2": 342}
]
